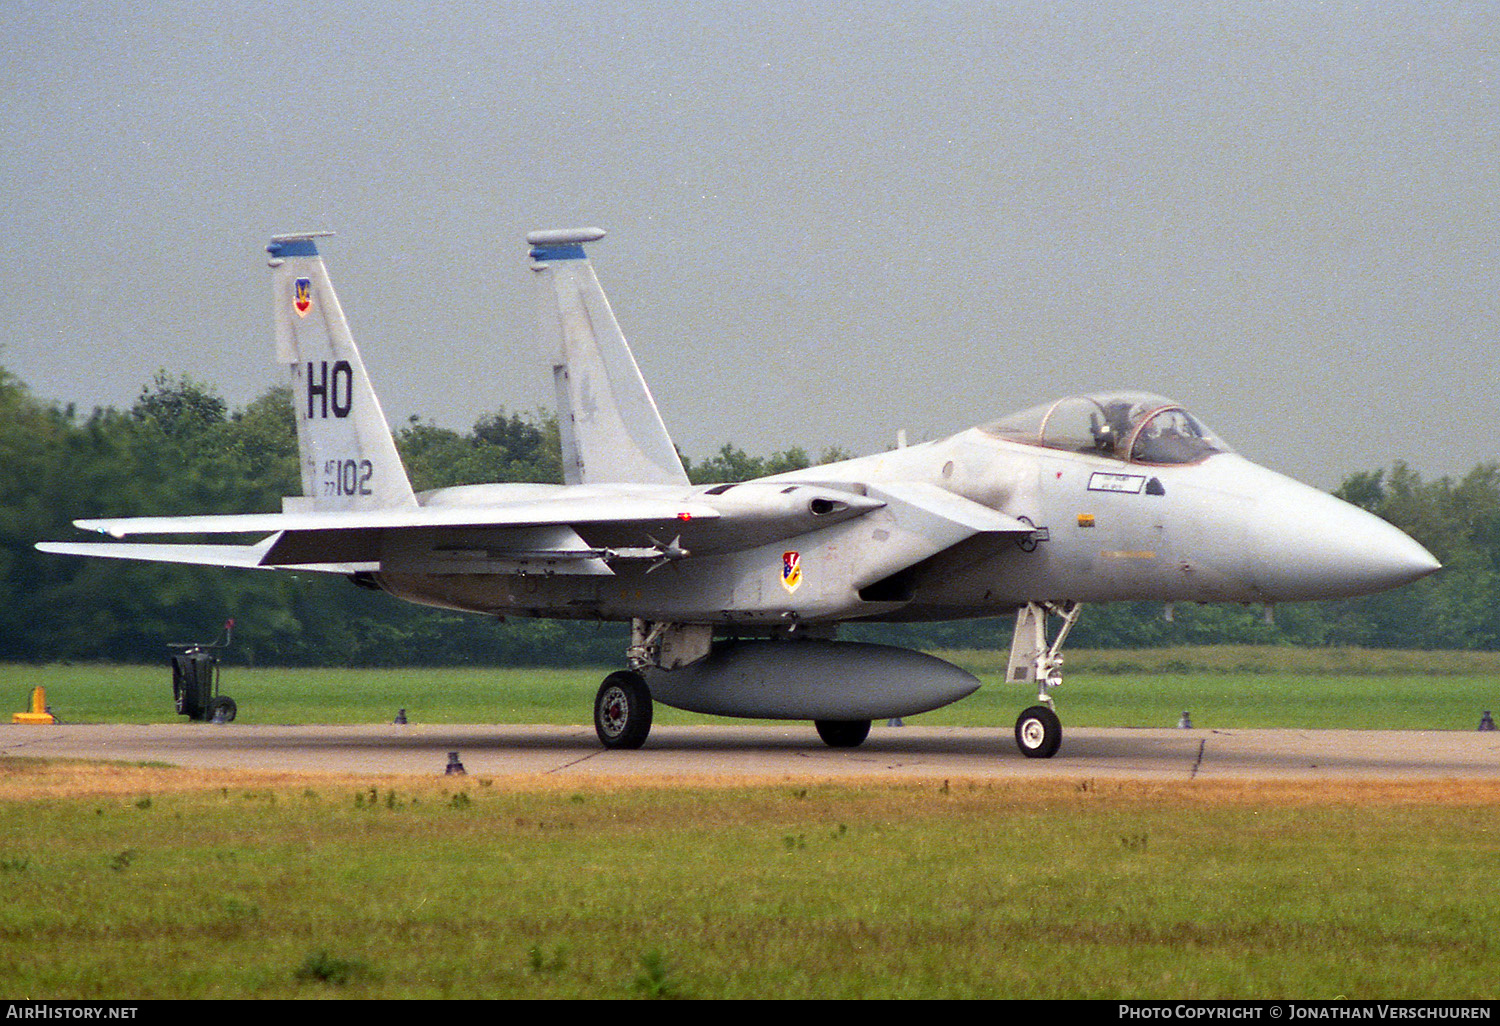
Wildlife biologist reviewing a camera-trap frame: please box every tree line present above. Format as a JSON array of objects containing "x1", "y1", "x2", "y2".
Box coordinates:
[{"x1": 1, "y1": 367, "x2": 1493, "y2": 665}]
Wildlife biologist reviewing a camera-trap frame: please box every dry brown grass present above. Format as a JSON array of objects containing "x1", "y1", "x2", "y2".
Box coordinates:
[{"x1": 5, "y1": 755, "x2": 1498, "y2": 810}]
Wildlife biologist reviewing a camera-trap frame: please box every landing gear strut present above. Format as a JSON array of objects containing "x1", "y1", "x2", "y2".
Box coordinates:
[
  {"x1": 1006, "y1": 601, "x2": 1082, "y2": 758},
  {"x1": 593, "y1": 620, "x2": 713, "y2": 750}
]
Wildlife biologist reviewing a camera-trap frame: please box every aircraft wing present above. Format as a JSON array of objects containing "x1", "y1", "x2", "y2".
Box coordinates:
[
  {"x1": 39, "y1": 480, "x2": 1036, "y2": 583},
  {"x1": 70, "y1": 494, "x2": 722, "y2": 539},
  {"x1": 44, "y1": 493, "x2": 724, "y2": 575}
]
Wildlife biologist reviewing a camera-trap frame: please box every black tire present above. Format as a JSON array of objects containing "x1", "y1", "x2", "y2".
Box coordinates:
[
  {"x1": 814, "y1": 718, "x2": 871, "y2": 748},
  {"x1": 594, "y1": 671, "x2": 652, "y2": 750},
  {"x1": 1014, "y1": 705, "x2": 1061, "y2": 758},
  {"x1": 210, "y1": 696, "x2": 238, "y2": 723}
]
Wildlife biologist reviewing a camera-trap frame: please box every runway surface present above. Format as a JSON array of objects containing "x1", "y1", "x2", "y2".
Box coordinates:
[{"x1": 4, "y1": 722, "x2": 1498, "y2": 781}]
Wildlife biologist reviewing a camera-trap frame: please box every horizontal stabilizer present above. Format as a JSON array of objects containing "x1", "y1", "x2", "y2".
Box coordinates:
[{"x1": 31, "y1": 537, "x2": 369, "y2": 574}]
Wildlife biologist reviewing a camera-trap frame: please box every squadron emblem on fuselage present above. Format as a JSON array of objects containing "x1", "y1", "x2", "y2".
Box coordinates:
[{"x1": 782, "y1": 550, "x2": 802, "y2": 593}]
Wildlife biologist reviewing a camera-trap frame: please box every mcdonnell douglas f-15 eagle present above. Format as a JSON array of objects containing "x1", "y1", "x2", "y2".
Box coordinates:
[{"x1": 38, "y1": 229, "x2": 1440, "y2": 757}]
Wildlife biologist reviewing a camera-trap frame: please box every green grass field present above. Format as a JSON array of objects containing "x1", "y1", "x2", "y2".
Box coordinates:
[
  {"x1": 2, "y1": 763, "x2": 1498, "y2": 1000},
  {"x1": 8, "y1": 646, "x2": 1500, "y2": 730},
  {"x1": 5, "y1": 648, "x2": 1499, "y2": 1000}
]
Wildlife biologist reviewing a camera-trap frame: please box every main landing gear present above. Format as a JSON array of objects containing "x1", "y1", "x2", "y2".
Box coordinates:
[
  {"x1": 1006, "y1": 601, "x2": 1082, "y2": 759},
  {"x1": 593, "y1": 620, "x2": 710, "y2": 749},
  {"x1": 593, "y1": 670, "x2": 653, "y2": 749}
]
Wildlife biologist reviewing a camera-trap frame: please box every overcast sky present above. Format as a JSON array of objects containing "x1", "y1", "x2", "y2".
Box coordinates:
[{"x1": 2, "y1": 1, "x2": 1494, "y2": 488}]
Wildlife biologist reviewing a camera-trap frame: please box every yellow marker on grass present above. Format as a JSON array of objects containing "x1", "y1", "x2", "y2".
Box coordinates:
[{"x1": 12, "y1": 686, "x2": 55, "y2": 725}]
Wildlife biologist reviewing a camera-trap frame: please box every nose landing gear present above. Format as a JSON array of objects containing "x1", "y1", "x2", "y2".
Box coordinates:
[
  {"x1": 1006, "y1": 601, "x2": 1082, "y2": 759},
  {"x1": 1014, "y1": 704, "x2": 1062, "y2": 759}
]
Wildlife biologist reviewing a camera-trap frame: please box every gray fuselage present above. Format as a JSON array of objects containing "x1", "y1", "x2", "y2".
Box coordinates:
[{"x1": 375, "y1": 427, "x2": 1438, "y2": 626}]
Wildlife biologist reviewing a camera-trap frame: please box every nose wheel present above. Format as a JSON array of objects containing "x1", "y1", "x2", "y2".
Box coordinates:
[{"x1": 1014, "y1": 705, "x2": 1062, "y2": 759}]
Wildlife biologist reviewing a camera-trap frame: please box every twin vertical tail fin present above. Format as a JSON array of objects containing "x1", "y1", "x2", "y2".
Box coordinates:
[
  {"x1": 529, "y1": 228, "x2": 689, "y2": 487},
  {"x1": 265, "y1": 228, "x2": 681, "y2": 507},
  {"x1": 266, "y1": 234, "x2": 417, "y2": 512}
]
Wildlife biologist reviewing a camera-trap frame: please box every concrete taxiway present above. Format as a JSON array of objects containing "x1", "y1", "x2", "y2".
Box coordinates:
[{"x1": 3, "y1": 722, "x2": 1498, "y2": 780}]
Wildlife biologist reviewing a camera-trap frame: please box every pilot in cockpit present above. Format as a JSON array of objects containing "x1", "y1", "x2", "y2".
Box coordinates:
[
  {"x1": 1132, "y1": 408, "x2": 1212, "y2": 464},
  {"x1": 1089, "y1": 402, "x2": 1135, "y2": 456},
  {"x1": 983, "y1": 392, "x2": 1228, "y2": 467}
]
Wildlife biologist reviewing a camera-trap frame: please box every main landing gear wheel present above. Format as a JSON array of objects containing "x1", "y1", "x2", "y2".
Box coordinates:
[
  {"x1": 814, "y1": 719, "x2": 872, "y2": 748},
  {"x1": 1014, "y1": 705, "x2": 1061, "y2": 759},
  {"x1": 594, "y1": 671, "x2": 653, "y2": 750}
]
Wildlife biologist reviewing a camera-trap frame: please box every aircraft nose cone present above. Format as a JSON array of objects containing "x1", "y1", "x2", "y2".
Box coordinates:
[
  {"x1": 1248, "y1": 470, "x2": 1441, "y2": 600},
  {"x1": 1299, "y1": 502, "x2": 1440, "y2": 597}
]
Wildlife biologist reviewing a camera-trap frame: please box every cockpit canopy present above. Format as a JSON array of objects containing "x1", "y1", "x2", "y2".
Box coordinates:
[{"x1": 983, "y1": 392, "x2": 1230, "y2": 466}]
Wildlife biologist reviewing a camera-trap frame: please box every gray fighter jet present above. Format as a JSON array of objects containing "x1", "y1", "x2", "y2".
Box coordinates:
[{"x1": 38, "y1": 229, "x2": 1440, "y2": 757}]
